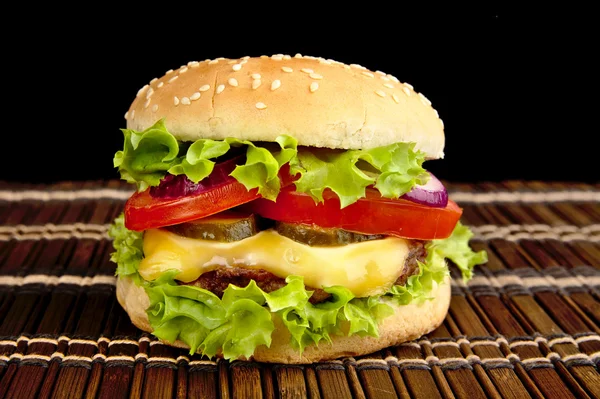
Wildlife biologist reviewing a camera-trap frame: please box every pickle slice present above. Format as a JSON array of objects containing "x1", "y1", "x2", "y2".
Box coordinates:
[
  {"x1": 275, "y1": 221, "x2": 384, "y2": 246},
  {"x1": 164, "y1": 211, "x2": 258, "y2": 242}
]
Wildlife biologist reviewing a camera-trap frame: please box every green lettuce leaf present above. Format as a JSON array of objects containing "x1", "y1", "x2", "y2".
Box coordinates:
[
  {"x1": 114, "y1": 121, "x2": 428, "y2": 207},
  {"x1": 428, "y1": 221, "x2": 488, "y2": 282},
  {"x1": 113, "y1": 119, "x2": 181, "y2": 191},
  {"x1": 387, "y1": 221, "x2": 487, "y2": 303},
  {"x1": 201, "y1": 298, "x2": 274, "y2": 359},
  {"x1": 290, "y1": 142, "x2": 428, "y2": 208},
  {"x1": 113, "y1": 119, "x2": 297, "y2": 199},
  {"x1": 168, "y1": 139, "x2": 230, "y2": 183},
  {"x1": 142, "y1": 272, "x2": 395, "y2": 357},
  {"x1": 107, "y1": 214, "x2": 143, "y2": 277},
  {"x1": 225, "y1": 136, "x2": 298, "y2": 200},
  {"x1": 387, "y1": 251, "x2": 449, "y2": 306},
  {"x1": 109, "y1": 216, "x2": 486, "y2": 359}
]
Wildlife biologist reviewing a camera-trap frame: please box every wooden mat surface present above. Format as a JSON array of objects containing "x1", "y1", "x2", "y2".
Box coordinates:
[{"x1": 0, "y1": 180, "x2": 599, "y2": 399}]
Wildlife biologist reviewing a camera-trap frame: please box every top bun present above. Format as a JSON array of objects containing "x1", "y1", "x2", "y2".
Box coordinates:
[{"x1": 126, "y1": 54, "x2": 445, "y2": 159}]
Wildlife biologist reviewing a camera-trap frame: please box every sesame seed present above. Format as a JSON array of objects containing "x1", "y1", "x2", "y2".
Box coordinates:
[
  {"x1": 419, "y1": 93, "x2": 432, "y2": 106},
  {"x1": 124, "y1": 111, "x2": 129, "y2": 119},
  {"x1": 145, "y1": 87, "x2": 154, "y2": 99},
  {"x1": 150, "y1": 78, "x2": 158, "y2": 84},
  {"x1": 402, "y1": 87, "x2": 411, "y2": 96},
  {"x1": 228, "y1": 60, "x2": 237, "y2": 64},
  {"x1": 343, "y1": 65, "x2": 351, "y2": 70},
  {"x1": 281, "y1": 67, "x2": 293, "y2": 73},
  {"x1": 440, "y1": 119, "x2": 444, "y2": 128},
  {"x1": 252, "y1": 79, "x2": 261, "y2": 90},
  {"x1": 189, "y1": 61, "x2": 200, "y2": 68},
  {"x1": 144, "y1": 99, "x2": 151, "y2": 108},
  {"x1": 251, "y1": 73, "x2": 261, "y2": 79},
  {"x1": 181, "y1": 97, "x2": 191, "y2": 105},
  {"x1": 294, "y1": 53, "x2": 303, "y2": 58},
  {"x1": 168, "y1": 75, "x2": 179, "y2": 83},
  {"x1": 392, "y1": 94, "x2": 400, "y2": 104},
  {"x1": 383, "y1": 83, "x2": 395, "y2": 89},
  {"x1": 241, "y1": 56, "x2": 250, "y2": 60},
  {"x1": 434, "y1": 110, "x2": 439, "y2": 118},
  {"x1": 136, "y1": 85, "x2": 148, "y2": 97},
  {"x1": 271, "y1": 55, "x2": 283, "y2": 60},
  {"x1": 131, "y1": 110, "x2": 135, "y2": 118},
  {"x1": 283, "y1": 55, "x2": 291, "y2": 60},
  {"x1": 361, "y1": 72, "x2": 374, "y2": 78},
  {"x1": 319, "y1": 59, "x2": 331, "y2": 64},
  {"x1": 310, "y1": 82, "x2": 319, "y2": 92},
  {"x1": 216, "y1": 84, "x2": 225, "y2": 94},
  {"x1": 174, "y1": 96, "x2": 180, "y2": 106},
  {"x1": 216, "y1": 57, "x2": 225, "y2": 60},
  {"x1": 388, "y1": 75, "x2": 400, "y2": 83},
  {"x1": 199, "y1": 84, "x2": 210, "y2": 92},
  {"x1": 375, "y1": 90, "x2": 386, "y2": 97},
  {"x1": 152, "y1": 104, "x2": 159, "y2": 112},
  {"x1": 404, "y1": 83, "x2": 414, "y2": 90},
  {"x1": 209, "y1": 60, "x2": 219, "y2": 65},
  {"x1": 240, "y1": 60, "x2": 248, "y2": 65},
  {"x1": 380, "y1": 76, "x2": 390, "y2": 82},
  {"x1": 232, "y1": 63, "x2": 242, "y2": 71},
  {"x1": 157, "y1": 82, "x2": 164, "y2": 88},
  {"x1": 166, "y1": 69, "x2": 174, "y2": 75},
  {"x1": 256, "y1": 102, "x2": 267, "y2": 109},
  {"x1": 271, "y1": 80, "x2": 281, "y2": 90},
  {"x1": 351, "y1": 64, "x2": 366, "y2": 70},
  {"x1": 301, "y1": 68, "x2": 314, "y2": 74},
  {"x1": 375, "y1": 70, "x2": 386, "y2": 76},
  {"x1": 309, "y1": 73, "x2": 323, "y2": 80},
  {"x1": 179, "y1": 66, "x2": 188, "y2": 74},
  {"x1": 228, "y1": 78, "x2": 239, "y2": 87},
  {"x1": 190, "y1": 92, "x2": 201, "y2": 101}
]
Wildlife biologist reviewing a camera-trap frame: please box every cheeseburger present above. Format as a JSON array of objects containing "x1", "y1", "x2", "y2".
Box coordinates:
[{"x1": 110, "y1": 54, "x2": 487, "y2": 363}]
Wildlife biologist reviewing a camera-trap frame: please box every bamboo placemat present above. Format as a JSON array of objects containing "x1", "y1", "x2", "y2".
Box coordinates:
[{"x1": 0, "y1": 180, "x2": 599, "y2": 399}]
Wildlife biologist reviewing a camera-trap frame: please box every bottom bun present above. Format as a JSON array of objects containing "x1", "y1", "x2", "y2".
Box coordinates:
[{"x1": 116, "y1": 275, "x2": 451, "y2": 364}]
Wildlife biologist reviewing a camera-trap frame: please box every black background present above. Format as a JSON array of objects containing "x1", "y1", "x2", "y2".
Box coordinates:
[{"x1": 3, "y1": 11, "x2": 596, "y2": 184}]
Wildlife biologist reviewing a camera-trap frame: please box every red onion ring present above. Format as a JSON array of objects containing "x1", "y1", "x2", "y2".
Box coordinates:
[
  {"x1": 150, "y1": 156, "x2": 241, "y2": 199},
  {"x1": 401, "y1": 172, "x2": 448, "y2": 207}
]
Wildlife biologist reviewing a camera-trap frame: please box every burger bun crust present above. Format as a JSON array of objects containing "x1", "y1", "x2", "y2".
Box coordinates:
[{"x1": 125, "y1": 55, "x2": 445, "y2": 159}]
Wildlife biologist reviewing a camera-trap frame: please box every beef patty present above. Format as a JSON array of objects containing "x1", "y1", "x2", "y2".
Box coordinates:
[{"x1": 183, "y1": 240, "x2": 427, "y2": 303}]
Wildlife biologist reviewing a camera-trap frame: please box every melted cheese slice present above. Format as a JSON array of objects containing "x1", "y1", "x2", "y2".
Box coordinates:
[{"x1": 139, "y1": 229, "x2": 411, "y2": 297}]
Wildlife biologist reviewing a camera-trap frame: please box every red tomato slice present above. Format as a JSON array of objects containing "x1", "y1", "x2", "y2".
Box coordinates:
[
  {"x1": 243, "y1": 186, "x2": 463, "y2": 240},
  {"x1": 125, "y1": 164, "x2": 294, "y2": 231},
  {"x1": 125, "y1": 181, "x2": 259, "y2": 231}
]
